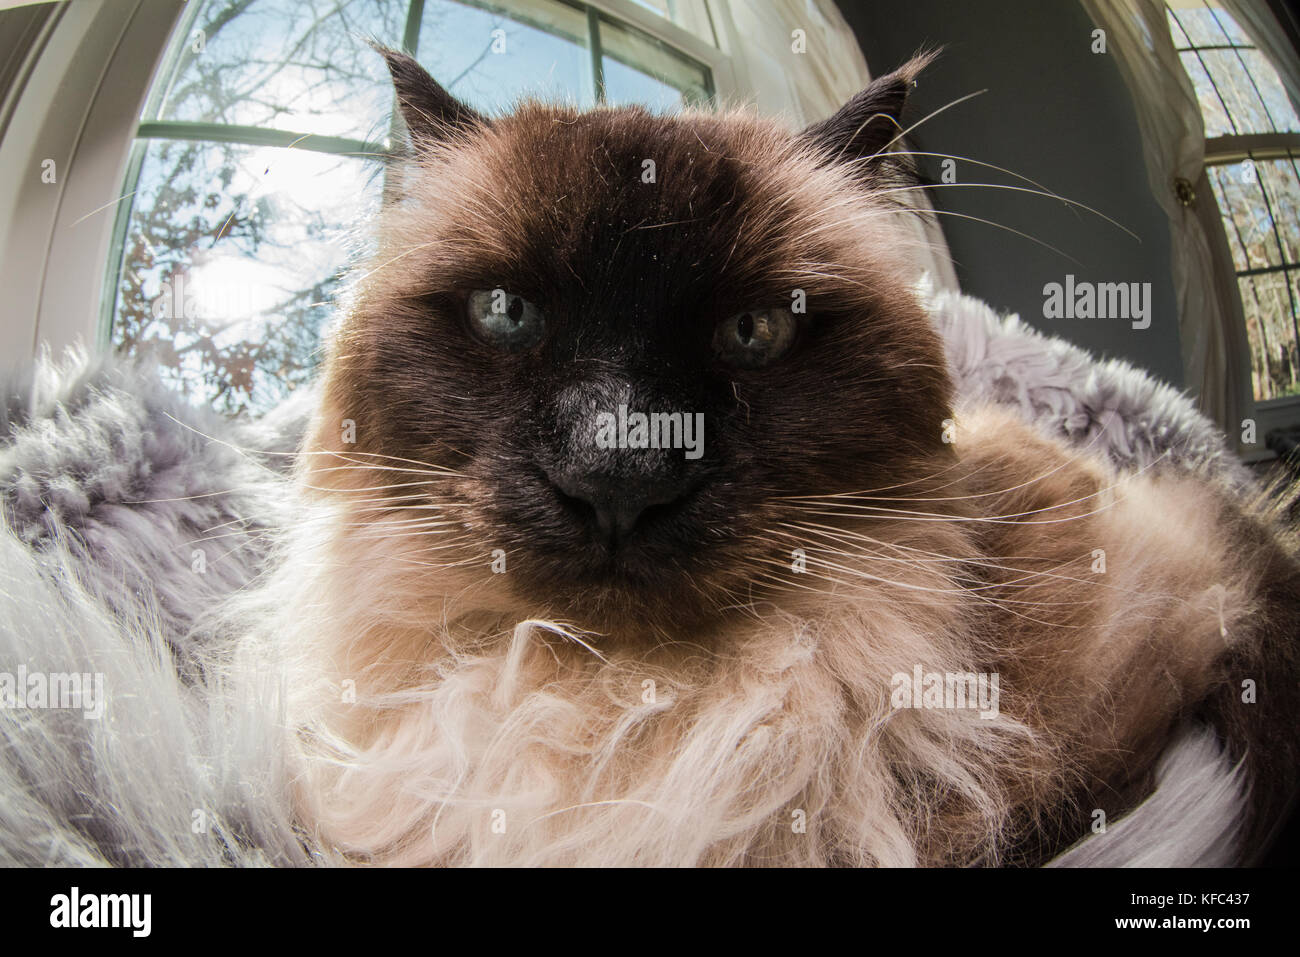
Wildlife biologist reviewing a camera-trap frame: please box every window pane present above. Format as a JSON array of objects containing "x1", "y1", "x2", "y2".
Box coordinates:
[
  {"x1": 1166, "y1": 5, "x2": 1224, "y2": 46},
  {"x1": 1199, "y1": 48, "x2": 1276, "y2": 134},
  {"x1": 1210, "y1": 165, "x2": 1252, "y2": 270},
  {"x1": 603, "y1": 57, "x2": 681, "y2": 111},
  {"x1": 154, "y1": 0, "x2": 406, "y2": 143},
  {"x1": 110, "y1": 139, "x2": 383, "y2": 416},
  {"x1": 1166, "y1": 8, "x2": 1193, "y2": 49},
  {"x1": 1209, "y1": 160, "x2": 1286, "y2": 270},
  {"x1": 1239, "y1": 270, "x2": 1300, "y2": 401},
  {"x1": 1238, "y1": 48, "x2": 1300, "y2": 132},
  {"x1": 1179, "y1": 50, "x2": 1235, "y2": 136},
  {"x1": 1260, "y1": 157, "x2": 1300, "y2": 265},
  {"x1": 600, "y1": 16, "x2": 712, "y2": 110},
  {"x1": 417, "y1": 0, "x2": 594, "y2": 113},
  {"x1": 1205, "y1": 5, "x2": 1252, "y2": 45}
]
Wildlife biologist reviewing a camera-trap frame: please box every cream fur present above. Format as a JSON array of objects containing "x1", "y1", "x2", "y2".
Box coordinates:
[{"x1": 255, "y1": 406, "x2": 1259, "y2": 867}]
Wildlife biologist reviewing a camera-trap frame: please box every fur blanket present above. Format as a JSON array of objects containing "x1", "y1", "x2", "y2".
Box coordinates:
[{"x1": 0, "y1": 286, "x2": 1254, "y2": 866}]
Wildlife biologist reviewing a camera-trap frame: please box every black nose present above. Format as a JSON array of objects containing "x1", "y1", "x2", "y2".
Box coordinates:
[{"x1": 547, "y1": 469, "x2": 691, "y2": 547}]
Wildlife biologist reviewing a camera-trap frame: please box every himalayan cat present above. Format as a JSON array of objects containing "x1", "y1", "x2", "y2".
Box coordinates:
[{"x1": 260, "y1": 47, "x2": 1300, "y2": 866}]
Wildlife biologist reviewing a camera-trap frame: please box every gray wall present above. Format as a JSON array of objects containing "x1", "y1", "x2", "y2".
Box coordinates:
[{"x1": 836, "y1": 0, "x2": 1185, "y2": 387}]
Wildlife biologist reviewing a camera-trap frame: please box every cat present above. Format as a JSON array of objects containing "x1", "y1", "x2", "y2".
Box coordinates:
[{"x1": 255, "y1": 47, "x2": 1300, "y2": 866}]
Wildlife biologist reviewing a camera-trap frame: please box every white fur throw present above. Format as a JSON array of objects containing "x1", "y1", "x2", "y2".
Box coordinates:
[{"x1": 0, "y1": 288, "x2": 1249, "y2": 866}]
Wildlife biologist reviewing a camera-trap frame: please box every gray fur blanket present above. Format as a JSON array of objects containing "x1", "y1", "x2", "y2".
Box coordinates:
[{"x1": 0, "y1": 287, "x2": 1255, "y2": 866}]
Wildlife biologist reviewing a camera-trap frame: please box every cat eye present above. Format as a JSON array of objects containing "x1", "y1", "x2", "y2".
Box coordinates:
[
  {"x1": 713, "y1": 307, "x2": 799, "y2": 368},
  {"x1": 466, "y1": 288, "x2": 545, "y2": 351}
]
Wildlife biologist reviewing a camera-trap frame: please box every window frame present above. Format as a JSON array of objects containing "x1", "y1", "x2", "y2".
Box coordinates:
[
  {"x1": 0, "y1": 0, "x2": 184, "y2": 368},
  {"x1": 1166, "y1": 2, "x2": 1300, "y2": 447},
  {"x1": 1202, "y1": 135, "x2": 1300, "y2": 422},
  {"x1": 0, "y1": 0, "x2": 732, "y2": 370}
]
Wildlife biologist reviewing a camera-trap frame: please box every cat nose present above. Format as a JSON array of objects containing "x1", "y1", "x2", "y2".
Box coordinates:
[{"x1": 547, "y1": 469, "x2": 690, "y2": 547}]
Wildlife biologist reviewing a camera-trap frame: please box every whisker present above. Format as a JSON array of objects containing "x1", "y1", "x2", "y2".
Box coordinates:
[
  {"x1": 877, "y1": 182, "x2": 1139, "y2": 242},
  {"x1": 893, "y1": 207, "x2": 1083, "y2": 265}
]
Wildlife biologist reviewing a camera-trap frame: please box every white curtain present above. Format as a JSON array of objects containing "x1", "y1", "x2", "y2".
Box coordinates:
[
  {"x1": 709, "y1": 0, "x2": 960, "y2": 292},
  {"x1": 1078, "y1": 0, "x2": 1247, "y2": 431}
]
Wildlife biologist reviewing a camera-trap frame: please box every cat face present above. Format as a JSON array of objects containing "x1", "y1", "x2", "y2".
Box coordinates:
[{"x1": 312, "y1": 50, "x2": 954, "y2": 636}]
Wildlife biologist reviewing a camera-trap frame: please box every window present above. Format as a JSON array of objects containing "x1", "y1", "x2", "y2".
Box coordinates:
[
  {"x1": 1167, "y1": 0, "x2": 1300, "y2": 403},
  {"x1": 105, "y1": 0, "x2": 717, "y2": 417}
]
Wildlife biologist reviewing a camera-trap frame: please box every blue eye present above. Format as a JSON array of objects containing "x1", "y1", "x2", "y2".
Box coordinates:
[
  {"x1": 713, "y1": 307, "x2": 798, "y2": 368},
  {"x1": 466, "y1": 288, "x2": 545, "y2": 351}
]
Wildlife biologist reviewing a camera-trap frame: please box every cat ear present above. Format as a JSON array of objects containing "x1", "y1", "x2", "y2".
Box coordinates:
[
  {"x1": 374, "y1": 45, "x2": 487, "y2": 149},
  {"x1": 799, "y1": 52, "x2": 936, "y2": 177}
]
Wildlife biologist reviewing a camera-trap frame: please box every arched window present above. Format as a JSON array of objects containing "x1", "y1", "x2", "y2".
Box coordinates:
[
  {"x1": 1168, "y1": 1, "x2": 1300, "y2": 404},
  {"x1": 103, "y1": 0, "x2": 721, "y2": 416}
]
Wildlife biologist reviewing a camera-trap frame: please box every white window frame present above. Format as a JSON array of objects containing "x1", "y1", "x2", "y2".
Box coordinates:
[{"x1": 0, "y1": 0, "x2": 183, "y2": 366}]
